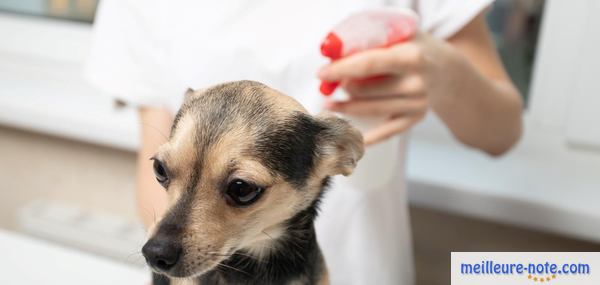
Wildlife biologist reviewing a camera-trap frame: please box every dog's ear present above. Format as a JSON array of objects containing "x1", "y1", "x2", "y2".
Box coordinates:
[
  {"x1": 184, "y1": 87, "x2": 195, "y2": 98},
  {"x1": 183, "y1": 87, "x2": 198, "y2": 102},
  {"x1": 316, "y1": 113, "x2": 365, "y2": 176},
  {"x1": 183, "y1": 87, "x2": 208, "y2": 102}
]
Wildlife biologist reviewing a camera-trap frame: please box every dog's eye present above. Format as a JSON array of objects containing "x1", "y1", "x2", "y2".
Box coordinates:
[
  {"x1": 225, "y1": 179, "x2": 264, "y2": 206},
  {"x1": 152, "y1": 159, "x2": 169, "y2": 186}
]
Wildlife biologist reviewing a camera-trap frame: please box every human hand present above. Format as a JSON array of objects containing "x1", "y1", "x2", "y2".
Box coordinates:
[{"x1": 318, "y1": 32, "x2": 452, "y2": 146}]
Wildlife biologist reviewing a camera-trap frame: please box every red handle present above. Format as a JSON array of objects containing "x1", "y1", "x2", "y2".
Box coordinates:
[
  {"x1": 321, "y1": 32, "x2": 343, "y2": 61},
  {"x1": 319, "y1": 10, "x2": 418, "y2": 96}
]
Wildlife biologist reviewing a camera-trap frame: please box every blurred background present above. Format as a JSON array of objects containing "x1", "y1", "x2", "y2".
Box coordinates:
[{"x1": 1, "y1": 0, "x2": 599, "y2": 284}]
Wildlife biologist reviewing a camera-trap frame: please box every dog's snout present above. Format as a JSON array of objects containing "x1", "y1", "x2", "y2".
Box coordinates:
[{"x1": 142, "y1": 237, "x2": 182, "y2": 272}]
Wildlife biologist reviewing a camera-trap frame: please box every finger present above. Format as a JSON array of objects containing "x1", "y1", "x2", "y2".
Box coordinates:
[
  {"x1": 363, "y1": 113, "x2": 426, "y2": 146},
  {"x1": 344, "y1": 74, "x2": 425, "y2": 99},
  {"x1": 327, "y1": 96, "x2": 427, "y2": 117},
  {"x1": 318, "y1": 43, "x2": 423, "y2": 81}
]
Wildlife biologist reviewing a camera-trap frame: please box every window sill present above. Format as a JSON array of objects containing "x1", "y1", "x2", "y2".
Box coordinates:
[
  {"x1": 0, "y1": 50, "x2": 139, "y2": 150},
  {"x1": 408, "y1": 124, "x2": 600, "y2": 242}
]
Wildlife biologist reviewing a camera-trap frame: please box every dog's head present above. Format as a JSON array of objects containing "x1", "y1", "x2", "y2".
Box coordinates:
[{"x1": 141, "y1": 81, "x2": 363, "y2": 278}]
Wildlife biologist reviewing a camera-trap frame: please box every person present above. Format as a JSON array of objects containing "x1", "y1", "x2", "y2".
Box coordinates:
[{"x1": 86, "y1": 0, "x2": 522, "y2": 284}]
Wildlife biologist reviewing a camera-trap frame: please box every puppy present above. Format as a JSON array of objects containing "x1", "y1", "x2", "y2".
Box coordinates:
[{"x1": 142, "y1": 81, "x2": 364, "y2": 285}]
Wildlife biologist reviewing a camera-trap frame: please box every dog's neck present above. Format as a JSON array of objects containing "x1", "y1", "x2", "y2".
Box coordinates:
[{"x1": 153, "y1": 179, "x2": 330, "y2": 285}]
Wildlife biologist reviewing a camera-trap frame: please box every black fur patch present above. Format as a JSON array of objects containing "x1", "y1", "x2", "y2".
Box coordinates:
[{"x1": 253, "y1": 113, "x2": 326, "y2": 187}]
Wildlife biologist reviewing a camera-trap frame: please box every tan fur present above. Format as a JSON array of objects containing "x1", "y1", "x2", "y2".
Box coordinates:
[
  {"x1": 153, "y1": 111, "x2": 313, "y2": 276},
  {"x1": 170, "y1": 278, "x2": 196, "y2": 285},
  {"x1": 146, "y1": 81, "x2": 364, "y2": 283},
  {"x1": 317, "y1": 270, "x2": 330, "y2": 285}
]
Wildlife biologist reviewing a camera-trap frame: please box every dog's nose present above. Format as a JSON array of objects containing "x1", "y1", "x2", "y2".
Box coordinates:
[{"x1": 142, "y1": 237, "x2": 182, "y2": 271}]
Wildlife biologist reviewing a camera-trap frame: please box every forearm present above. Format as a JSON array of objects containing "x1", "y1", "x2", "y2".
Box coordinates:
[
  {"x1": 430, "y1": 47, "x2": 523, "y2": 155},
  {"x1": 137, "y1": 107, "x2": 173, "y2": 229}
]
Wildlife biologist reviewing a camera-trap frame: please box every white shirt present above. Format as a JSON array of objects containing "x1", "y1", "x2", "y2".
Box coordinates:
[{"x1": 86, "y1": 0, "x2": 492, "y2": 284}]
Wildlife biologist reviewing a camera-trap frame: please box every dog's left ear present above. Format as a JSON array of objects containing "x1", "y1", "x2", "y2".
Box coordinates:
[
  {"x1": 184, "y1": 87, "x2": 195, "y2": 98},
  {"x1": 183, "y1": 87, "x2": 197, "y2": 102},
  {"x1": 316, "y1": 113, "x2": 365, "y2": 176},
  {"x1": 183, "y1": 87, "x2": 208, "y2": 102}
]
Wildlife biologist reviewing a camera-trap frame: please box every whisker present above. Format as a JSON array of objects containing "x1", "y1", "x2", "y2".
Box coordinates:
[
  {"x1": 127, "y1": 250, "x2": 142, "y2": 257},
  {"x1": 152, "y1": 207, "x2": 157, "y2": 224},
  {"x1": 207, "y1": 251, "x2": 255, "y2": 260},
  {"x1": 138, "y1": 206, "x2": 154, "y2": 222},
  {"x1": 139, "y1": 122, "x2": 170, "y2": 141},
  {"x1": 217, "y1": 263, "x2": 251, "y2": 276},
  {"x1": 125, "y1": 250, "x2": 144, "y2": 263},
  {"x1": 210, "y1": 252, "x2": 267, "y2": 263},
  {"x1": 261, "y1": 230, "x2": 274, "y2": 240}
]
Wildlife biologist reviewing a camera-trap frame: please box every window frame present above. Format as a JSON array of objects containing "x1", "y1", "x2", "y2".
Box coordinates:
[{"x1": 412, "y1": 0, "x2": 600, "y2": 156}]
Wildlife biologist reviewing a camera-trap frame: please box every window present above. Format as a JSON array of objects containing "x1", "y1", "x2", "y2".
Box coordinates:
[
  {"x1": 0, "y1": 0, "x2": 97, "y2": 23},
  {"x1": 486, "y1": 0, "x2": 545, "y2": 106}
]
